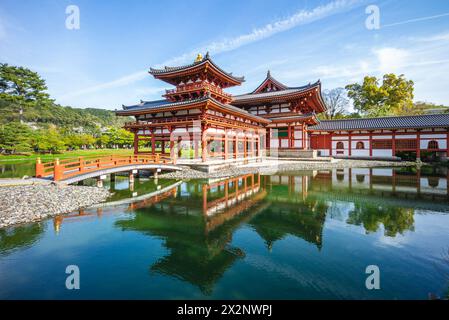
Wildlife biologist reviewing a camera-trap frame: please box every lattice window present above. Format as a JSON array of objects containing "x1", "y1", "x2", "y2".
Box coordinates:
[
  {"x1": 427, "y1": 140, "x2": 439, "y2": 150},
  {"x1": 372, "y1": 139, "x2": 392, "y2": 149},
  {"x1": 336, "y1": 142, "x2": 344, "y2": 149},
  {"x1": 395, "y1": 139, "x2": 417, "y2": 150}
]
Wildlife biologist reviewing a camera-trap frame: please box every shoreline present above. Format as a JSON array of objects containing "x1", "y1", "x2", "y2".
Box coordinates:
[
  {"x1": 158, "y1": 159, "x2": 417, "y2": 180},
  {"x1": 0, "y1": 184, "x2": 110, "y2": 229},
  {"x1": 0, "y1": 159, "x2": 417, "y2": 229}
]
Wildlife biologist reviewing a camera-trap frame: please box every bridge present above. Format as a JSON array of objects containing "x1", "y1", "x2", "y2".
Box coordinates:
[{"x1": 35, "y1": 154, "x2": 181, "y2": 184}]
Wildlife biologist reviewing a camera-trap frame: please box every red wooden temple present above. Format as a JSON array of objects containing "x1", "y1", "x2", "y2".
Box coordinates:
[{"x1": 116, "y1": 53, "x2": 449, "y2": 161}]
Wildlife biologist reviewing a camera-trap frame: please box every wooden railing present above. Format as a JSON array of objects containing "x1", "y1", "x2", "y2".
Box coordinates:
[{"x1": 35, "y1": 154, "x2": 173, "y2": 181}]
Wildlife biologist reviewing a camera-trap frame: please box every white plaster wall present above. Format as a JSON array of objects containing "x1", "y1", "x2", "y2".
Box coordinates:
[
  {"x1": 352, "y1": 149, "x2": 370, "y2": 157},
  {"x1": 373, "y1": 135, "x2": 392, "y2": 139},
  {"x1": 372, "y1": 149, "x2": 393, "y2": 157},
  {"x1": 372, "y1": 168, "x2": 393, "y2": 176}
]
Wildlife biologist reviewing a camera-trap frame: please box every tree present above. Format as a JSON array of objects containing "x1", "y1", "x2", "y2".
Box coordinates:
[
  {"x1": 346, "y1": 74, "x2": 414, "y2": 117},
  {"x1": 322, "y1": 88, "x2": 349, "y2": 119},
  {"x1": 34, "y1": 126, "x2": 65, "y2": 153},
  {"x1": 0, "y1": 64, "x2": 52, "y2": 122},
  {"x1": 0, "y1": 122, "x2": 35, "y2": 153}
]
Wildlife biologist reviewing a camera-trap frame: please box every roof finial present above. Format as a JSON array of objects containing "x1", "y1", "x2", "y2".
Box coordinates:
[
  {"x1": 205, "y1": 51, "x2": 210, "y2": 59},
  {"x1": 267, "y1": 70, "x2": 271, "y2": 78},
  {"x1": 195, "y1": 53, "x2": 203, "y2": 62}
]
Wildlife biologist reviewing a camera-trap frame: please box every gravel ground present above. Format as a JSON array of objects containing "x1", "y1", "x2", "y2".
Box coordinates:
[
  {"x1": 158, "y1": 159, "x2": 417, "y2": 179},
  {"x1": 0, "y1": 184, "x2": 110, "y2": 228}
]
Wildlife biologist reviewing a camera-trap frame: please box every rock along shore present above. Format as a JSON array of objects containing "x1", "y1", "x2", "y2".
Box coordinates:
[
  {"x1": 158, "y1": 159, "x2": 417, "y2": 180},
  {"x1": 0, "y1": 184, "x2": 110, "y2": 229}
]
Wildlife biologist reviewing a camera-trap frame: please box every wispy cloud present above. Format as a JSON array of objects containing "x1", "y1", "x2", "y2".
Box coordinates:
[
  {"x1": 60, "y1": 0, "x2": 361, "y2": 101},
  {"x1": 383, "y1": 12, "x2": 449, "y2": 28}
]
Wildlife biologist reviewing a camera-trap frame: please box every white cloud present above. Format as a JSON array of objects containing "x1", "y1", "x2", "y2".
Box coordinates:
[
  {"x1": 374, "y1": 47, "x2": 410, "y2": 74},
  {"x1": 59, "y1": 0, "x2": 361, "y2": 103}
]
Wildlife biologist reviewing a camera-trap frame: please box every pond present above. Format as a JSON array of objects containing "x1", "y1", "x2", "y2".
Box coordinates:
[{"x1": 0, "y1": 167, "x2": 449, "y2": 299}]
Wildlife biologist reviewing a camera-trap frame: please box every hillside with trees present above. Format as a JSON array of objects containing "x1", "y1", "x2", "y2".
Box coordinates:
[{"x1": 0, "y1": 63, "x2": 133, "y2": 154}]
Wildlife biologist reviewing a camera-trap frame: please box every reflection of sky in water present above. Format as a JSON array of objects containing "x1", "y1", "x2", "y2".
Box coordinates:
[{"x1": 0, "y1": 168, "x2": 449, "y2": 299}]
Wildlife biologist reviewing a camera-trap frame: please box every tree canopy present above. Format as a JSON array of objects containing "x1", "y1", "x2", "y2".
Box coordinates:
[{"x1": 345, "y1": 74, "x2": 414, "y2": 117}]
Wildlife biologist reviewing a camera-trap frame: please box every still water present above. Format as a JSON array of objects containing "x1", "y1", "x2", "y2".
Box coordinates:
[{"x1": 1, "y1": 167, "x2": 449, "y2": 299}]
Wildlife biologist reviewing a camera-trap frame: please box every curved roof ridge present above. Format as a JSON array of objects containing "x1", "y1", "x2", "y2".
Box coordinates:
[{"x1": 149, "y1": 53, "x2": 245, "y2": 82}]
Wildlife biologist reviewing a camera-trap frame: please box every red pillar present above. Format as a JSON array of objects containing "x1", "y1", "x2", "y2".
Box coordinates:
[
  {"x1": 417, "y1": 130, "x2": 421, "y2": 160},
  {"x1": 392, "y1": 130, "x2": 396, "y2": 158},
  {"x1": 224, "y1": 130, "x2": 228, "y2": 160},
  {"x1": 348, "y1": 133, "x2": 352, "y2": 157},
  {"x1": 151, "y1": 129, "x2": 156, "y2": 155},
  {"x1": 288, "y1": 125, "x2": 292, "y2": 148},
  {"x1": 201, "y1": 125, "x2": 207, "y2": 162},
  {"x1": 369, "y1": 132, "x2": 373, "y2": 157},
  {"x1": 133, "y1": 132, "x2": 139, "y2": 154},
  {"x1": 194, "y1": 140, "x2": 199, "y2": 159}
]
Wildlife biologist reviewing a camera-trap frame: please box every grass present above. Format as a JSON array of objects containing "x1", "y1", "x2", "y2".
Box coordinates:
[
  {"x1": 0, "y1": 148, "x2": 134, "y2": 163},
  {"x1": 0, "y1": 147, "x2": 197, "y2": 163}
]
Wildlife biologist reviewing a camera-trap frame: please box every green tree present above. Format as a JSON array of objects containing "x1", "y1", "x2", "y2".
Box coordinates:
[
  {"x1": 34, "y1": 126, "x2": 65, "y2": 153},
  {"x1": 0, "y1": 122, "x2": 35, "y2": 153},
  {"x1": 346, "y1": 74, "x2": 414, "y2": 117},
  {"x1": 0, "y1": 64, "x2": 52, "y2": 122}
]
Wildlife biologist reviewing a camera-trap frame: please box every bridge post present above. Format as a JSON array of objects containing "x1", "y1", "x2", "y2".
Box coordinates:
[
  {"x1": 96, "y1": 175, "x2": 106, "y2": 188},
  {"x1": 110, "y1": 173, "x2": 116, "y2": 183},
  {"x1": 35, "y1": 157, "x2": 44, "y2": 178},
  {"x1": 129, "y1": 170, "x2": 135, "y2": 183},
  {"x1": 54, "y1": 158, "x2": 63, "y2": 181},
  {"x1": 79, "y1": 157, "x2": 84, "y2": 172}
]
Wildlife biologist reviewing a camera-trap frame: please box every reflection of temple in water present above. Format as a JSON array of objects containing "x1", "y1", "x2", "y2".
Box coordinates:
[{"x1": 48, "y1": 167, "x2": 449, "y2": 294}]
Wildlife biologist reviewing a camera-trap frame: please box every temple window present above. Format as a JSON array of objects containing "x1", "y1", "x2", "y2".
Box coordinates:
[
  {"x1": 428, "y1": 140, "x2": 439, "y2": 149},
  {"x1": 336, "y1": 142, "x2": 344, "y2": 149},
  {"x1": 356, "y1": 141, "x2": 365, "y2": 149}
]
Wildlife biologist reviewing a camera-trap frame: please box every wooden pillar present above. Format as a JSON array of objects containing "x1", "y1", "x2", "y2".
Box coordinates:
[
  {"x1": 35, "y1": 157, "x2": 44, "y2": 178},
  {"x1": 348, "y1": 133, "x2": 352, "y2": 157},
  {"x1": 201, "y1": 125, "x2": 207, "y2": 163},
  {"x1": 235, "y1": 134, "x2": 239, "y2": 159},
  {"x1": 133, "y1": 132, "x2": 139, "y2": 154},
  {"x1": 224, "y1": 130, "x2": 228, "y2": 160},
  {"x1": 288, "y1": 125, "x2": 292, "y2": 148},
  {"x1": 392, "y1": 130, "x2": 396, "y2": 158},
  {"x1": 369, "y1": 132, "x2": 373, "y2": 157},
  {"x1": 416, "y1": 130, "x2": 421, "y2": 160},
  {"x1": 301, "y1": 124, "x2": 307, "y2": 150},
  {"x1": 243, "y1": 136, "x2": 247, "y2": 158},
  {"x1": 194, "y1": 140, "x2": 199, "y2": 159},
  {"x1": 329, "y1": 133, "x2": 333, "y2": 156},
  {"x1": 161, "y1": 140, "x2": 165, "y2": 154},
  {"x1": 447, "y1": 130, "x2": 449, "y2": 160},
  {"x1": 151, "y1": 129, "x2": 156, "y2": 155},
  {"x1": 169, "y1": 129, "x2": 175, "y2": 161}
]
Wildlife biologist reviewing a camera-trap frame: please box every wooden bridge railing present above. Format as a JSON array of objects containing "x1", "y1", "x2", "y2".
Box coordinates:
[{"x1": 35, "y1": 154, "x2": 173, "y2": 181}]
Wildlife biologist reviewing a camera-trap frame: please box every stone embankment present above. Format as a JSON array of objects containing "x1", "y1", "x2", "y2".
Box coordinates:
[
  {"x1": 0, "y1": 184, "x2": 110, "y2": 228},
  {"x1": 159, "y1": 159, "x2": 416, "y2": 179}
]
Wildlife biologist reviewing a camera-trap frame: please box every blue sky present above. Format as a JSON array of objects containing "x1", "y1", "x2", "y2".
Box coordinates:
[{"x1": 1, "y1": 0, "x2": 449, "y2": 110}]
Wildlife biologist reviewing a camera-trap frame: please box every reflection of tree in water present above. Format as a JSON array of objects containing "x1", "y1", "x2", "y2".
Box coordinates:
[
  {"x1": 346, "y1": 203, "x2": 414, "y2": 237},
  {"x1": 248, "y1": 199, "x2": 328, "y2": 250},
  {"x1": 0, "y1": 223, "x2": 45, "y2": 255},
  {"x1": 115, "y1": 192, "x2": 266, "y2": 295}
]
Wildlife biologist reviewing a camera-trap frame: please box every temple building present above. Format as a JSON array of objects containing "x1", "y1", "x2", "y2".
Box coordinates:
[{"x1": 116, "y1": 53, "x2": 449, "y2": 161}]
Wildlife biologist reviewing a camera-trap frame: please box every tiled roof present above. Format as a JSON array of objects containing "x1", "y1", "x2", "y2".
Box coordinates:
[
  {"x1": 251, "y1": 71, "x2": 288, "y2": 94},
  {"x1": 309, "y1": 113, "x2": 449, "y2": 131},
  {"x1": 268, "y1": 113, "x2": 317, "y2": 121},
  {"x1": 117, "y1": 96, "x2": 270, "y2": 123},
  {"x1": 233, "y1": 81, "x2": 320, "y2": 101},
  {"x1": 149, "y1": 52, "x2": 245, "y2": 83}
]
